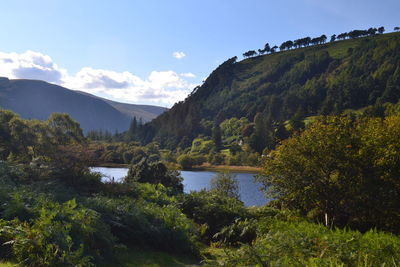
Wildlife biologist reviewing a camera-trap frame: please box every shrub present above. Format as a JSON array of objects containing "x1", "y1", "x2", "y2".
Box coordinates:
[
  {"x1": 84, "y1": 196, "x2": 199, "y2": 255},
  {"x1": 210, "y1": 172, "x2": 240, "y2": 200},
  {"x1": 215, "y1": 219, "x2": 400, "y2": 266},
  {"x1": 126, "y1": 159, "x2": 183, "y2": 193},
  {"x1": 213, "y1": 218, "x2": 257, "y2": 246},
  {"x1": 0, "y1": 199, "x2": 115, "y2": 266},
  {"x1": 177, "y1": 154, "x2": 196, "y2": 169},
  {"x1": 180, "y1": 190, "x2": 248, "y2": 241}
]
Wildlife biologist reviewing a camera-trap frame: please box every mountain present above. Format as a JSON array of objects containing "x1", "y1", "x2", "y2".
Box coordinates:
[
  {"x1": 139, "y1": 32, "x2": 400, "y2": 148},
  {"x1": 0, "y1": 78, "x2": 166, "y2": 133},
  {"x1": 76, "y1": 91, "x2": 167, "y2": 122}
]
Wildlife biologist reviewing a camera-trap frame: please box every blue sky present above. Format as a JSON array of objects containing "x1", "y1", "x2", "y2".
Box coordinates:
[{"x1": 0, "y1": 0, "x2": 399, "y2": 107}]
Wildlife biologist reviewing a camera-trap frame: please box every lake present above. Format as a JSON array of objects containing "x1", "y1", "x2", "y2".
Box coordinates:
[{"x1": 90, "y1": 167, "x2": 268, "y2": 207}]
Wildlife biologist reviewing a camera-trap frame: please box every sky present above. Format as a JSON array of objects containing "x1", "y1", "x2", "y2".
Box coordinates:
[{"x1": 0, "y1": 0, "x2": 399, "y2": 107}]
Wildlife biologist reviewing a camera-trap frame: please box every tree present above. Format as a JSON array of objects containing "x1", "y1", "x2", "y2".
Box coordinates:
[
  {"x1": 47, "y1": 113, "x2": 85, "y2": 145},
  {"x1": 0, "y1": 110, "x2": 18, "y2": 159},
  {"x1": 210, "y1": 172, "x2": 240, "y2": 200},
  {"x1": 212, "y1": 124, "x2": 222, "y2": 150},
  {"x1": 249, "y1": 113, "x2": 267, "y2": 153},
  {"x1": 177, "y1": 154, "x2": 196, "y2": 169},
  {"x1": 289, "y1": 107, "x2": 305, "y2": 131},
  {"x1": 126, "y1": 159, "x2": 183, "y2": 192},
  {"x1": 367, "y1": 27, "x2": 377, "y2": 35},
  {"x1": 263, "y1": 43, "x2": 270, "y2": 54},
  {"x1": 330, "y1": 34, "x2": 336, "y2": 42},
  {"x1": 337, "y1": 33, "x2": 348, "y2": 40},
  {"x1": 127, "y1": 117, "x2": 137, "y2": 141},
  {"x1": 9, "y1": 116, "x2": 36, "y2": 161},
  {"x1": 259, "y1": 116, "x2": 400, "y2": 232},
  {"x1": 243, "y1": 50, "x2": 257, "y2": 58},
  {"x1": 394, "y1": 27, "x2": 400, "y2": 32},
  {"x1": 320, "y1": 34, "x2": 327, "y2": 43},
  {"x1": 280, "y1": 41, "x2": 293, "y2": 51},
  {"x1": 220, "y1": 117, "x2": 249, "y2": 141},
  {"x1": 378, "y1": 26, "x2": 385, "y2": 34}
]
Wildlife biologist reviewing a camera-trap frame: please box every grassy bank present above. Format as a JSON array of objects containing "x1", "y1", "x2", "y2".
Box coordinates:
[
  {"x1": 97, "y1": 162, "x2": 261, "y2": 173},
  {"x1": 191, "y1": 164, "x2": 261, "y2": 173}
]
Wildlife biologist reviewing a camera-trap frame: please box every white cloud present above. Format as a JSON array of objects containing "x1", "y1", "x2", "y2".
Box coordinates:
[
  {"x1": 64, "y1": 68, "x2": 197, "y2": 106},
  {"x1": 0, "y1": 50, "x2": 198, "y2": 106},
  {"x1": 180, "y1": 72, "x2": 196, "y2": 78},
  {"x1": 172, "y1": 51, "x2": 186, "y2": 59},
  {"x1": 0, "y1": 50, "x2": 67, "y2": 83}
]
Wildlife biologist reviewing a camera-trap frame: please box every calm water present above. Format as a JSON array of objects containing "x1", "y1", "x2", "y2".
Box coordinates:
[{"x1": 90, "y1": 167, "x2": 268, "y2": 207}]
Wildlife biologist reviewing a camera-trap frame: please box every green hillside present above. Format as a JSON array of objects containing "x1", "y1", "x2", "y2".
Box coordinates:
[
  {"x1": 0, "y1": 79, "x2": 166, "y2": 133},
  {"x1": 140, "y1": 32, "x2": 400, "y2": 149}
]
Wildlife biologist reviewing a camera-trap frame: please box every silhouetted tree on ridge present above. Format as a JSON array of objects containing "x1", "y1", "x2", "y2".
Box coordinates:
[{"x1": 242, "y1": 25, "x2": 393, "y2": 60}]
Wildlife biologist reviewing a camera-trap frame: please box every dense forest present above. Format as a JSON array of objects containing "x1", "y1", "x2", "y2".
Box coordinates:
[{"x1": 133, "y1": 31, "x2": 400, "y2": 153}]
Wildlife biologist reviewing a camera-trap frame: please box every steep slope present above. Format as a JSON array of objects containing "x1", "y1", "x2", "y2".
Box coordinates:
[
  {"x1": 0, "y1": 78, "x2": 131, "y2": 133},
  {"x1": 141, "y1": 32, "x2": 400, "y2": 148}
]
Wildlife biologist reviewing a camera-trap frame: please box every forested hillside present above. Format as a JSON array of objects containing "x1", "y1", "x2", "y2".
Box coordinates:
[{"x1": 139, "y1": 32, "x2": 400, "y2": 149}]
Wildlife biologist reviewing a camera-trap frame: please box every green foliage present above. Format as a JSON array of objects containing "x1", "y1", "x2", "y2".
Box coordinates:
[
  {"x1": 259, "y1": 115, "x2": 400, "y2": 232},
  {"x1": 126, "y1": 159, "x2": 183, "y2": 193},
  {"x1": 0, "y1": 199, "x2": 114, "y2": 266},
  {"x1": 177, "y1": 154, "x2": 196, "y2": 169},
  {"x1": 213, "y1": 218, "x2": 257, "y2": 246},
  {"x1": 220, "y1": 117, "x2": 248, "y2": 140},
  {"x1": 210, "y1": 172, "x2": 240, "y2": 200},
  {"x1": 84, "y1": 195, "x2": 199, "y2": 255},
  {"x1": 114, "y1": 246, "x2": 199, "y2": 267},
  {"x1": 0, "y1": 161, "x2": 200, "y2": 264},
  {"x1": 139, "y1": 32, "x2": 400, "y2": 153},
  {"x1": 214, "y1": 219, "x2": 400, "y2": 266},
  {"x1": 180, "y1": 190, "x2": 248, "y2": 241},
  {"x1": 191, "y1": 138, "x2": 215, "y2": 154},
  {"x1": 212, "y1": 124, "x2": 222, "y2": 151}
]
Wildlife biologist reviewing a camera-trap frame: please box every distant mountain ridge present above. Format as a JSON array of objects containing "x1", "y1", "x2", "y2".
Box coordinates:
[
  {"x1": 76, "y1": 90, "x2": 167, "y2": 123},
  {"x1": 0, "y1": 78, "x2": 167, "y2": 133}
]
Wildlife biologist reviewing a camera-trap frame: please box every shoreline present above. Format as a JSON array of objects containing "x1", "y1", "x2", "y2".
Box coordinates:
[
  {"x1": 190, "y1": 164, "x2": 261, "y2": 173},
  {"x1": 95, "y1": 163, "x2": 261, "y2": 173}
]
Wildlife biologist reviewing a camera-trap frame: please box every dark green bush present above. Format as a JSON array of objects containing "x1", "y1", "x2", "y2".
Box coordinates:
[
  {"x1": 213, "y1": 218, "x2": 257, "y2": 246},
  {"x1": 84, "y1": 195, "x2": 199, "y2": 255},
  {"x1": 177, "y1": 154, "x2": 196, "y2": 169},
  {"x1": 125, "y1": 159, "x2": 183, "y2": 193},
  {"x1": 180, "y1": 190, "x2": 248, "y2": 241}
]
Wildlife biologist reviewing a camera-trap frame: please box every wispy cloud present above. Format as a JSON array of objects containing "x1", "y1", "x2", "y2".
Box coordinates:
[
  {"x1": 0, "y1": 50, "x2": 198, "y2": 106},
  {"x1": 180, "y1": 72, "x2": 196, "y2": 78},
  {"x1": 172, "y1": 51, "x2": 186, "y2": 59}
]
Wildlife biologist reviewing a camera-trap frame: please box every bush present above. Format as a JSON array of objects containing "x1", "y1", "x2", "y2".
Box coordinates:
[
  {"x1": 0, "y1": 199, "x2": 115, "y2": 266},
  {"x1": 180, "y1": 190, "x2": 248, "y2": 241},
  {"x1": 213, "y1": 218, "x2": 257, "y2": 246},
  {"x1": 210, "y1": 172, "x2": 240, "y2": 200},
  {"x1": 177, "y1": 154, "x2": 196, "y2": 169},
  {"x1": 84, "y1": 196, "x2": 199, "y2": 255},
  {"x1": 126, "y1": 159, "x2": 183, "y2": 193},
  {"x1": 215, "y1": 219, "x2": 400, "y2": 266}
]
